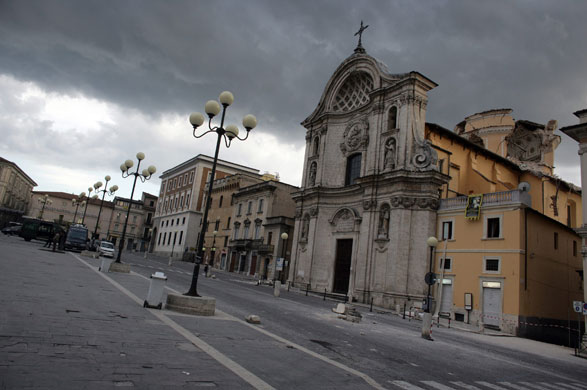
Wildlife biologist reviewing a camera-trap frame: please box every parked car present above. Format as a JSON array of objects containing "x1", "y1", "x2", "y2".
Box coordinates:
[
  {"x1": 1, "y1": 222, "x2": 22, "y2": 235},
  {"x1": 97, "y1": 240, "x2": 115, "y2": 258},
  {"x1": 64, "y1": 224, "x2": 88, "y2": 252},
  {"x1": 19, "y1": 218, "x2": 64, "y2": 242}
]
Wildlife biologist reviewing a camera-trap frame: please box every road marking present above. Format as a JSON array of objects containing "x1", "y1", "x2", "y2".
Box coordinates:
[
  {"x1": 390, "y1": 381, "x2": 426, "y2": 389},
  {"x1": 451, "y1": 382, "x2": 482, "y2": 390},
  {"x1": 556, "y1": 384, "x2": 587, "y2": 390},
  {"x1": 476, "y1": 382, "x2": 508, "y2": 390},
  {"x1": 518, "y1": 384, "x2": 551, "y2": 390},
  {"x1": 421, "y1": 381, "x2": 456, "y2": 389},
  {"x1": 498, "y1": 382, "x2": 530, "y2": 390},
  {"x1": 538, "y1": 384, "x2": 567, "y2": 390},
  {"x1": 71, "y1": 254, "x2": 276, "y2": 390},
  {"x1": 95, "y1": 258, "x2": 387, "y2": 390}
]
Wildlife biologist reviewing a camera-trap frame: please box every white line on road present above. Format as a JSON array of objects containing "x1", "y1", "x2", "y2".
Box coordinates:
[
  {"x1": 518, "y1": 383, "x2": 552, "y2": 390},
  {"x1": 555, "y1": 384, "x2": 587, "y2": 390},
  {"x1": 451, "y1": 382, "x2": 482, "y2": 390},
  {"x1": 537, "y1": 384, "x2": 567, "y2": 390},
  {"x1": 421, "y1": 381, "x2": 457, "y2": 389},
  {"x1": 93, "y1": 259, "x2": 387, "y2": 390},
  {"x1": 497, "y1": 382, "x2": 530, "y2": 390},
  {"x1": 389, "y1": 381, "x2": 426, "y2": 389},
  {"x1": 71, "y1": 254, "x2": 276, "y2": 390},
  {"x1": 475, "y1": 382, "x2": 509, "y2": 390}
]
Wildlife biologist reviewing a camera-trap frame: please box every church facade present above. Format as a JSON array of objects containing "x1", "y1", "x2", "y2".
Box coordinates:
[{"x1": 288, "y1": 44, "x2": 448, "y2": 309}]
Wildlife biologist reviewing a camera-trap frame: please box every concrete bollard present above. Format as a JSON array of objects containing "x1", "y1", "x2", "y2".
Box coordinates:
[
  {"x1": 273, "y1": 281, "x2": 281, "y2": 297},
  {"x1": 421, "y1": 312, "x2": 433, "y2": 340}
]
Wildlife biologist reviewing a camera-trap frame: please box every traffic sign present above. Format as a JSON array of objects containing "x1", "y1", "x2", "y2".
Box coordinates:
[
  {"x1": 584, "y1": 302, "x2": 587, "y2": 315},
  {"x1": 573, "y1": 301, "x2": 583, "y2": 313},
  {"x1": 424, "y1": 272, "x2": 437, "y2": 286}
]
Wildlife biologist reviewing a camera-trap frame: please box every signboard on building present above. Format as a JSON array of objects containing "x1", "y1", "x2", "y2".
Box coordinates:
[
  {"x1": 276, "y1": 257, "x2": 284, "y2": 271},
  {"x1": 573, "y1": 301, "x2": 583, "y2": 313},
  {"x1": 465, "y1": 194, "x2": 483, "y2": 220}
]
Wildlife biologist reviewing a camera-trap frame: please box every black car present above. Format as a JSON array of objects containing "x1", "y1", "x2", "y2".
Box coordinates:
[{"x1": 1, "y1": 222, "x2": 22, "y2": 235}]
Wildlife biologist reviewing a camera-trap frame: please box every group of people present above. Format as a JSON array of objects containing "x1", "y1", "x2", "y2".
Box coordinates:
[{"x1": 43, "y1": 230, "x2": 65, "y2": 252}]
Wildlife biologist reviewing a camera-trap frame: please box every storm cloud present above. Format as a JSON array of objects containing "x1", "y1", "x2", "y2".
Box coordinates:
[{"x1": 1, "y1": 0, "x2": 585, "y2": 195}]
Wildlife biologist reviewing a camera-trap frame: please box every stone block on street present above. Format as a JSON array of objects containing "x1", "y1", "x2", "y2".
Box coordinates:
[{"x1": 245, "y1": 314, "x2": 261, "y2": 324}]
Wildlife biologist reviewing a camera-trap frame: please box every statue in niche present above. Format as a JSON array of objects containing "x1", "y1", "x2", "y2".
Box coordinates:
[
  {"x1": 384, "y1": 137, "x2": 396, "y2": 170},
  {"x1": 308, "y1": 162, "x2": 317, "y2": 186},
  {"x1": 378, "y1": 205, "x2": 390, "y2": 238},
  {"x1": 301, "y1": 215, "x2": 310, "y2": 240}
]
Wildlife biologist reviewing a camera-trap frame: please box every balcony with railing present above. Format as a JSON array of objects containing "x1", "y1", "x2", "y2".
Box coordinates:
[{"x1": 439, "y1": 189, "x2": 531, "y2": 211}]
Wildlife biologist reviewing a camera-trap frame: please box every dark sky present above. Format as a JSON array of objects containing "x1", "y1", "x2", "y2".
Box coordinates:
[{"x1": 0, "y1": 0, "x2": 585, "y2": 196}]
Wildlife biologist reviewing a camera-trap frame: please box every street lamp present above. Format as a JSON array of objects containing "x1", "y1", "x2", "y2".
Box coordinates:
[
  {"x1": 280, "y1": 232, "x2": 288, "y2": 283},
  {"x1": 422, "y1": 236, "x2": 438, "y2": 340},
  {"x1": 116, "y1": 153, "x2": 156, "y2": 263},
  {"x1": 71, "y1": 192, "x2": 86, "y2": 224},
  {"x1": 92, "y1": 176, "x2": 119, "y2": 242},
  {"x1": 185, "y1": 91, "x2": 257, "y2": 297},
  {"x1": 38, "y1": 194, "x2": 52, "y2": 220},
  {"x1": 81, "y1": 186, "x2": 97, "y2": 225}
]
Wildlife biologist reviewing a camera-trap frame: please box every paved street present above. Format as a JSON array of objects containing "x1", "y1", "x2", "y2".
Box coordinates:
[{"x1": 1, "y1": 233, "x2": 586, "y2": 389}]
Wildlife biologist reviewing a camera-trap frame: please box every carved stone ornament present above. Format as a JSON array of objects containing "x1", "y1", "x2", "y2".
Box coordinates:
[
  {"x1": 363, "y1": 199, "x2": 376, "y2": 210},
  {"x1": 309, "y1": 207, "x2": 319, "y2": 217},
  {"x1": 412, "y1": 140, "x2": 438, "y2": 171},
  {"x1": 340, "y1": 119, "x2": 369, "y2": 156},
  {"x1": 295, "y1": 209, "x2": 302, "y2": 219},
  {"x1": 389, "y1": 197, "x2": 439, "y2": 210}
]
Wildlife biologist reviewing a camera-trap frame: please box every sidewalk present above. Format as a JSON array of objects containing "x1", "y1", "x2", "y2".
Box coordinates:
[
  {"x1": 0, "y1": 239, "x2": 374, "y2": 390},
  {"x1": 0, "y1": 240, "x2": 250, "y2": 389}
]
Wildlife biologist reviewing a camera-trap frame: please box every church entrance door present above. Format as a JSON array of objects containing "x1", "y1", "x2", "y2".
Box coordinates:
[{"x1": 333, "y1": 239, "x2": 353, "y2": 294}]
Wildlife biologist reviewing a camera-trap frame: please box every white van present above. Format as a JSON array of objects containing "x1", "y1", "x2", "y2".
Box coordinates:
[{"x1": 98, "y1": 241, "x2": 115, "y2": 258}]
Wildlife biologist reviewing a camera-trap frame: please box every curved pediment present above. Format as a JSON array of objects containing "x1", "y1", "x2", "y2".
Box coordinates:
[{"x1": 302, "y1": 51, "x2": 405, "y2": 127}]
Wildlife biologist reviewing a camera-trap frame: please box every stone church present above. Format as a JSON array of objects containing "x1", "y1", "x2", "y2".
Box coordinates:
[{"x1": 288, "y1": 38, "x2": 448, "y2": 309}]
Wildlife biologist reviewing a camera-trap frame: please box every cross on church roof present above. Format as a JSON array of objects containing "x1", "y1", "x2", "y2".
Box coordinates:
[{"x1": 354, "y1": 20, "x2": 369, "y2": 53}]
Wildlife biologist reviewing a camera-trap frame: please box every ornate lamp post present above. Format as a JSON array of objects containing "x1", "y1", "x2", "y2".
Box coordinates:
[
  {"x1": 116, "y1": 153, "x2": 156, "y2": 263},
  {"x1": 71, "y1": 192, "x2": 86, "y2": 224},
  {"x1": 38, "y1": 194, "x2": 52, "y2": 220},
  {"x1": 81, "y1": 186, "x2": 98, "y2": 225},
  {"x1": 92, "y1": 176, "x2": 119, "y2": 241},
  {"x1": 185, "y1": 91, "x2": 257, "y2": 297}
]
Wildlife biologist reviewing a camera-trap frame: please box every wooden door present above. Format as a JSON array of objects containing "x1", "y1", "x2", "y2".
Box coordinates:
[{"x1": 333, "y1": 239, "x2": 353, "y2": 294}]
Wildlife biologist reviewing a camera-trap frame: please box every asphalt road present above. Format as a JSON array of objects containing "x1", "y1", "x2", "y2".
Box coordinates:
[
  {"x1": 2, "y1": 233, "x2": 586, "y2": 390},
  {"x1": 122, "y1": 250, "x2": 587, "y2": 389}
]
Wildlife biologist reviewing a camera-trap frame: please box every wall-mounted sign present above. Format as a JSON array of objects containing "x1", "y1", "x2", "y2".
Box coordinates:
[
  {"x1": 465, "y1": 293, "x2": 473, "y2": 311},
  {"x1": 573, "y1": 301, "x2": 583, "y2": 313},
  {"x1": 465, "y1": 194, "x2": 483, "y2": 220}
]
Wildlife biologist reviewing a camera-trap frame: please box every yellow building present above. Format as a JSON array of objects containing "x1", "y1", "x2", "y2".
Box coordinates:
[{"x1": 427, "y1": 109, "x2": 583, "y2": 346}]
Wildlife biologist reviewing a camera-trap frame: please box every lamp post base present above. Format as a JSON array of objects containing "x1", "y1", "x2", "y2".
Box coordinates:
[{"x1": 166, "y1": 293, "x2": 215, "y2": 316}]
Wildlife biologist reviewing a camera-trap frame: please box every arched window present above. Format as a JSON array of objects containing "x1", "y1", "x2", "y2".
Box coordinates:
[
  {"x1": 388, "y1": 106, "x2": 398, "y2": 131},
  {"x1": 345, "y1": 154, "x2": 362, "y2": 185},
  {"x1": 313, "y1": 137, "x2": 320, "y2": 156}
]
